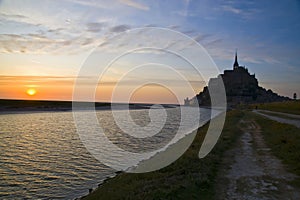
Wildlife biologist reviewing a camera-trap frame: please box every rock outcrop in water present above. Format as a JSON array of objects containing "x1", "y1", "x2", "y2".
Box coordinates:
[{"x1": 184, "y1": 51, "x2": 290, "y2": 107}]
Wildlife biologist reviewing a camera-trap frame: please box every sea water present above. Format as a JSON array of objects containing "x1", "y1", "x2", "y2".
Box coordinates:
[{"x1": 0, "y1": 107, "x2": 212, "y2": 199}]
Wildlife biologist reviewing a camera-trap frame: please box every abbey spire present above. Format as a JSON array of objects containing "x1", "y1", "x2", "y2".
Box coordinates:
[{"x1": 233, "y1": 50, "x2": 239, "y2": 69}]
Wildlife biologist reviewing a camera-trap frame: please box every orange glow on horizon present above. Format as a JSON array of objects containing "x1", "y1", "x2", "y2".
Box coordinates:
[
  {"x1": 130, "y1": 85, "x2": 179, "y2": 104},
  {"x1": 0, "y1": 76, "x2": 195, "y2": 104},
  {"x1": 26, "y1": 88, "x2": 37, "y2": 96}
]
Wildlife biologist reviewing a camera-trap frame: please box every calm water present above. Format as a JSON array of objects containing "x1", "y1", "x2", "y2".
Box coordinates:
[{"x1": 0, "y1": 107, "x2": 211, "y2": 199}]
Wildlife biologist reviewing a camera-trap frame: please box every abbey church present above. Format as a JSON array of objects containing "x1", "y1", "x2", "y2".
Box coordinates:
[{"x1": 185, "y1": 52, "x2": 289, "y2": 106}]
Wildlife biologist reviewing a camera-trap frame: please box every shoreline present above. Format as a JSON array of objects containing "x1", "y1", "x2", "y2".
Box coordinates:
[
  {"x1": 74, "y1": 171, "x2": 121, "y2": 200},
  {"x1": 0, "y1": 99, "x2": 179, "y2": 116},
  {"x1": 82, "y1": 109, "x2": 300, "y2": 199},
  {"x1": 79, "y1": 110, "x2": 244, "y2": 200},
  {"x1": 76, "y1": 119, "x2": 211, "y2": 200},
  {"x1": 77, "y1": 107, "x2": 218, "y2": 199},
  {"x1": 0, "y1": 105, "x2": 157, "y2": 115},
  {"x1": 75, "y1": 172, "x2": 121, "y2": 200},
  {"x1": 0, "y1": 101, "x2": 179, "y2": 116}
]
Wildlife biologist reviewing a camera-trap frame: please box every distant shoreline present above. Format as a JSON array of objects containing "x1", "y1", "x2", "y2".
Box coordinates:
[{"x1": 0, "y1": 99, "x2": 179, "y2": 115}]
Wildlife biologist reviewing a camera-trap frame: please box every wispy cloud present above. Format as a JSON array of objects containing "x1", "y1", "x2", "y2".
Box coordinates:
[
  {"x1": 221, "y1": 5, "x2": 241, "y2": 14},
  {"x1": 219, "y1": 1, "x2": 261, "y2": 19},
  {"x1": 86, "y1": 22, "x2": 106, "y2": 33},
  {"x1": 262, "y1": 56, "x2": 281, "y2": 64},
  {"x1": 109, "y1": 24, "x2": 131, "y2": 33},
  {"x1": 167, "y1": 25, "x2": 180, "y2": 30},
  {"x1": 0, "y1": 13, "x2": 28, "y2": 20},
  {"x1": 193, "y1": 34, "x2": 212, "y2": 43},
  {"x1": 172, "y1": 10, "x2": 198, "y2": 17},
  {"x1": 0, "y1": 33, "x2": 102, "y2": 54},
  {"x1": 0, "y1": 75, "x2": 76, "y2": 86},
  {"x1": 0, "y1": 0, "x2": 144, "y2": 55},
  {"x1": 119, "y1": 0, "x2": 149, "y2": 11},
  {"x1": 65, "y1": 0, "x2": 108, "y2": 9}
]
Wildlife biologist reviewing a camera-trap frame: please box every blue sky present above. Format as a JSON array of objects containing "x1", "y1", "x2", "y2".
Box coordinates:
[{"x1": 0, "y1": 0, "x2": 299, "y2": 102}]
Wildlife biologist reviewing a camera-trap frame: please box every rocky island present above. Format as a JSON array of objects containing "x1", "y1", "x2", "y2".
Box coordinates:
[{"x1": 185, "y1": 52, "x2": 289, "y2": 107}]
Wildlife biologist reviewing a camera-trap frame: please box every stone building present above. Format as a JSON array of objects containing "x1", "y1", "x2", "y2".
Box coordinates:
[{"x1": 185, "y1": 51, "x2": 289, "y2": 106}]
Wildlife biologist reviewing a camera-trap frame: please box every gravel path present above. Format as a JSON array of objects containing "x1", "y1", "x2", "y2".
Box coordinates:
[
  {"x1": 217, "y1": 119, "x2": 300, "y2": 200},
  {"x1": 255, "y1": 110, "x2": 300, "y2": 119},
  {"x1": 253, "y1": 110, "x2": 300, "y2": 128}
]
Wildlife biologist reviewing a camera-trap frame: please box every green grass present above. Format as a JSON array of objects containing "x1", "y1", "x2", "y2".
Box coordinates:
[
  {"x1": 83, "y1": 110, "x2": 244, "y2": 200},
  {"x1": 246, "y1": 111, "x2": 300, "y2": 185},
  {"x1": 251, "y1": 100, "x2": 300, "y2": 115}
]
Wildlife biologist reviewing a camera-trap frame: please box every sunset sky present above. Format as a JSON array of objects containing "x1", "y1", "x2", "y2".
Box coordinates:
[{"x1": 0, "y1": 0, "x2": 299, "y2": 103}]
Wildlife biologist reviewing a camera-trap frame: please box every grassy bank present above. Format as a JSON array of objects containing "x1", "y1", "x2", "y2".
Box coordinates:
[
  {"x1": 251, "y1": 100, "x2": 300, "y2": 115},
  {"x1": 83, "y1": 110, "x2": 244, "y2": 200},
  {"x1": 246, "y1": 111, "x2": 300, "y2": 185}
]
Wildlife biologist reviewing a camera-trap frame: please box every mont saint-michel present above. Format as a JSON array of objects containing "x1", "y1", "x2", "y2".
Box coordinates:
[{"x1": 185, "y1": 52, "x2": 289, "y2": 107}]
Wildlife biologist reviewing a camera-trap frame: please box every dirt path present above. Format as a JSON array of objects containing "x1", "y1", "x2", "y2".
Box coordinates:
[
  {"x1": 255, "y1": 110, "x2": 300, "y2": 119},
  {"x1": 217, "y1": 119, "x2": 300, "y2": 200},
  {"x1": 253, "y1": 110, "x2": 300, "y2": 128}
]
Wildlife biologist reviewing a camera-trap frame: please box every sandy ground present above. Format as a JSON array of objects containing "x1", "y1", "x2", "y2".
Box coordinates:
[{"x1": 217, "y1": 119, "x2": 300, "y2": 200}]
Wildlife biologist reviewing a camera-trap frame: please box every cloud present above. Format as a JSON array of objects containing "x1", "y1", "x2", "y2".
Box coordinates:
[
  {"x1": 0, "y1": 33, "x2": 101, "y2": 54},
  {"x1": 144, "y1": 24, "x2": 158, "y2": 27},
  {"x1": 0, "y1": 0, "x2": 149, "y2": 55},
  {"x1": 0, "y1": 75, "x2": 203, "y2": 89},
  {"x1": 0, "y1": 12, "x2": 42, "y2": 29},
  {"x1": 119, "y1": 0, "x2": 149, "y2": 11},
  {"x1": 109, "y1": 25, "x2": 131, "y2": 33},
  {"x1": 0, "y1": 14, "x2": 123, "y2": 55},
  {"x1": 221, "y1": 5, "x2": 241, "y2": 14},
  {"x1": 172, "y1": 10, "x2": 198, "y2": 17},
  {"x1": 167, "y1": 25, "x2": 180, "y2": 30},
  {"x1": 219, "y1": 1, "x2": 262, "y2": 19},
  {"x1": 0, "y1": 1, "x2": 108, "y2": 37},
  {"x1": 86, "y1": 22, "x2": 106, "y2": 33},
  {"x1": 193, "y1": 34, "x2": 212, "y2": 43},
  {"x1": 65, "y1": 0, "x2": 108, "y2": 9},
  {"x1": 0, "y1": 75, "x2": 77, "y2": 86},
  {"x1": 0, "y1": 13, "x2": 28, "y2": 20},
  {"x1": 182, "y1": 30, "x2": 196, "y2": 35},
  {"x1": 203, "y1": 38, "x2": 223, "y2": 48},
  {"x1": 262, "y1": 56, "x2": 281, "y2": 64},
  {"x1": 67, "y1": 0, "x2": 149, "y2": 11},
  {"x1": 47, "y1": 28, "x2": 65, "y2": 34}
]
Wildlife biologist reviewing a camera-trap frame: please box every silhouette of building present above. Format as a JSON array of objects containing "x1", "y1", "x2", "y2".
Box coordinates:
[
  {"x1": 233, "y1": 50, "x2": 239, "y2": 69},
  {"x1": 184, "y1": 97, "x2": 189, "y2": 105},
  {"x1": 185, "y1": 51, "x2": 289, "y2": 106}
]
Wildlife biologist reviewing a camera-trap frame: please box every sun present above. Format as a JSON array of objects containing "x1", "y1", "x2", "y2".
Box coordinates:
[{"x1": 26, "y1": 88, "x2": 37, "y2": 96}]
